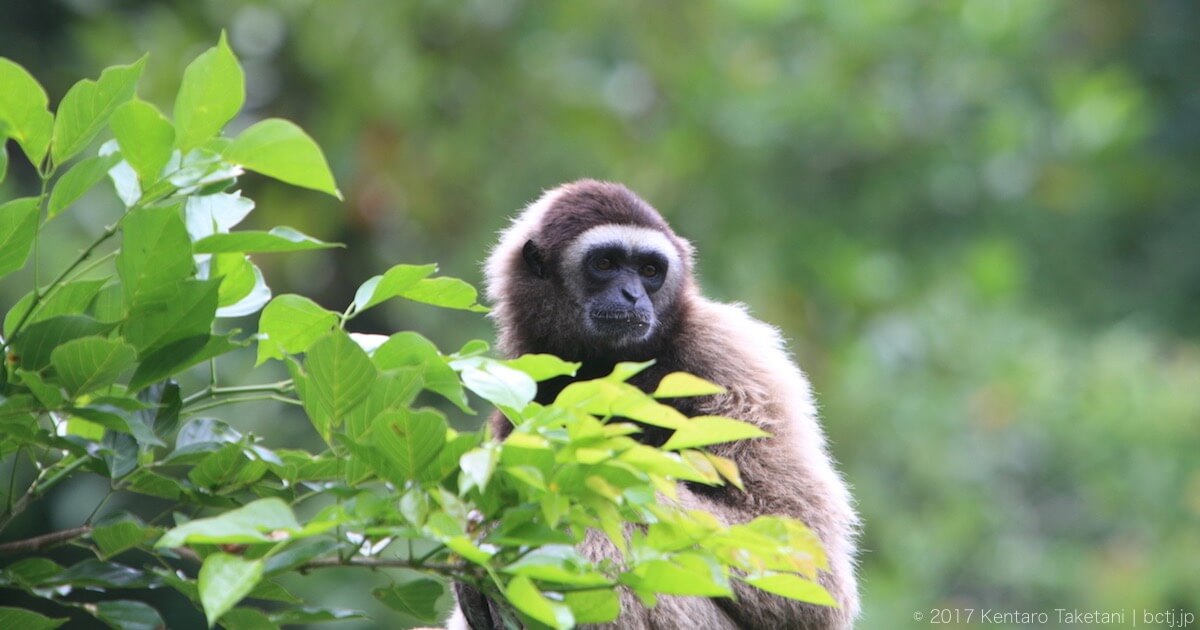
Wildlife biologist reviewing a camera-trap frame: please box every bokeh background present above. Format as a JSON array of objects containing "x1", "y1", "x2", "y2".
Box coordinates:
[{"x1": 3, "y1": 1, "x2": 1198, "y2": 628}]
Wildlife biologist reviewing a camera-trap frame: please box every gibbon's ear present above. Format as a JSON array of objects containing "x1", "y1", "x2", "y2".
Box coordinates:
[{"x1": 522, "y1": 239, "x2": 547, "y2": 279}]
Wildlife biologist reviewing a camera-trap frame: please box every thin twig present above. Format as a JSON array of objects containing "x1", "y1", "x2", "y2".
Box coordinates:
[{"x1": 0, "y1": 526, "x2": 92, "y2": 555}]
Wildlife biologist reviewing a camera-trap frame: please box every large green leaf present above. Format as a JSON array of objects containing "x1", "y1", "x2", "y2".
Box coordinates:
[
  {"x1": 0, "y1": 142, "x2": 7, "y2": 184},
  {"x1": 452, "y1": 356, "x2": 537, "y2": 411},
  {"x1": 505, "y1": 576, "x2": 573, "y2": 630},
  {"x1": 117, "y1": 205, "x2": 194, "y2": 308},
  {"x1": 3, "y1": 279, "x2": 107, "y2": 338},
  {"x1": 50, "y1": 336, "x2": 136, "y2": 396},
  {"x1": 0, "y1": 58, "x2": 54, "y2": 165},
  {"x1": 122, "y1": 279, "x2": 219, "y2": 353},
  {"x1": 372, "y1": 578, "x2": 444, "y2": 623},
  {"x1": 128, "y1": 334, "x2": 240, "y2": 392},
  {"x1": 399, "y1": 277, "x2": 489, "y2": 312},
  {"x1": 156, "y1": 498, "x2": 300, "y2": 548},
  {"x1": 223, "y1": 118, "x2": 340, "y2": 198},
  {"x1": 502, "y1": 354, "x2": 581, "y2": 381},
  {"x1": 194, "y1": 227, "x2": 341, "y2": 254},
  {"x1": 372, "y1": 332, "x2": 470, "y2": 412},
  {"x1": 92, "y1": 514, "x2": 152, "y2": 559},
  {"x1": 352, "y1": 264, "x2": 437, "y2": 312},
  {"x1": 0, "y1": 607, "x2": 66, "y2": 630},
  {"x1": 198, "y1": 554, "x2": 263, "y2": 628},
  {"x1": 12, "y1": 315, "x2": 114, "y2": 370},
  {"x1": 51, "y1": 56, "x2": 145, "y2": 164},
  {"x1": 174, "y1": 33, "x2": 244, "y2": 151},
  {"x1": 47, "y1": 153, "x2": 121, "y2": 219},
  {"x1": 303, "y1": 330, "x2": 376, "y2": 437},
  {"x1": 255, "y1": 295, "x2": 338, "y2": 365},
  {"x1": 367, "y1": 408, "x2": 446, "y2": 484},
  {"x1": 110, "y1": 99, "x2": 174, "y2": 185},
  {"x1": 90, "y1": 600, "x2": 165, "y2": 630},
  {"x1": 0, "y1": 197, "x2": 40, "y2": 277}
]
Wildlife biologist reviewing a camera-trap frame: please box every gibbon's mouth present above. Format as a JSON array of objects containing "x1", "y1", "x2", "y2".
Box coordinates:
[{"x1": 589, "y1": 308, "x2": 652, "y2": 333}]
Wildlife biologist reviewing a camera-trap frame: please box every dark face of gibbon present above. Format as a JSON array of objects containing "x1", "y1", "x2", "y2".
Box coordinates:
[
  {"x1": 492, "y1": 180, "x2": 692, "y2": 362},
  {"x1": 577, "y1": 242, "x2": 669, "y2": 345}
]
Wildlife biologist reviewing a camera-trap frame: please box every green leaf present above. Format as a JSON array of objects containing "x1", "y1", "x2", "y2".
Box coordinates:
[
  {"x1": 372, "y1": 578, "x2": 444, "y2": 622},
  {"x1": 111, "y1": 99, "x2": 174, "y2": 185},
  {"x1": 122, "y1": 279, "x2": 219, "y2": 353},
  {"x1": 174, "y1": 33, "x2": 244, "y2": 151},
  {"x1": 343, "y1": 368, "x2": 423, "y2": 440},
  {"x1": 661, "y1": 416, "x2": 770, "y2": 450},
  {"x1": 223, "y1": 118, "x2": 340, "y2": 198},
  {"x1": 0, "y1": 197, "x2": 40, "y2": 277},
  {"x1": 563, "y1": 589, "x2": 620, "y2": 624},
  {"x1": 503, "y1": 354, "x2": 581, "y2": 381},
  {"x1": 453, "y1": 357, "x2": 537, "y2": 411},
  {"x1": 740, "y1": 573, "x2": 836, "y2": 606},
  {"x1": 13, "y1": 315, "x2": 114, "y2": 370},
  {"x1": 0, "y1": 142, "x2": 7, "y2": 184},
  {"x1": 505, "y1": 576, "x2": 573, "y2": 630},
  {"x1": 92, "y1": 514, "x2": 151, "y2": 559},
  {"x1": 194, "y1": 227, "x2": 341, "y2": 254},
  {"x1": 198, "y1": 553, "x2": 263, "y2": 627},
  {"x1": 51, "y1": 336, "x2": 136, "y2": 396},
  {"x1": 117, "y1": 205, "x2": 195, "y2": 308},
  {"x1": 459, "y1": 445, "x2": 499, "y2": 494},
  {"x1": 367, "y1": 408, "x2": 446, "y2": 483},
  {"x1": 372, "y1": 331, "x2": 470, "y2": 412},
  {"x1": 210, "y1": 253, "x2": 256, "y2": 307},
  {"x1": 255, "y1": 295, "x2": 338, "y2": 365},
  {"x1": 269, "y1": 607, "x2": 366, "y2": 625},
  {"x1": 3, "y1": 279, "x2": 107, "y2": 338},
  {"x1": 46, "y1": 560, "x2": 157, "y2": 589},
  {"x1": 0, "y1": 58, "x2": 54, "y2": 165},
  {"x1": 624, "y1": 553, "x2": 732, "y2": 597},
  {"x1": 653, "y1": 372, "x2": 726, "y2": 398},
  {"x1": 218, "y1": 608, "x2": 279, "y2": 630},
  {"x1": 51, "y1": 57, "x2": 145, "y2": 164},
  {"x1": 184, "y1": 191, "x2": 254, "y2": 240},
  {"x1": 128, "y1": 334, "x2": 240, "y2": 391},
  {"x1": 90, "y1": 600, "x2": 164, "y2": 630},
  {"x1": 156, "y1": 498, "x2": 300, "y2": 548},
  {"x1": 352, "y1": 264, "x2": 437, "y2": 312},
  {"x1": 396, "y1": 276, "x2": 489, "y2": 312},
  {"x1": 0, "y1": 557, "x2": 64, "y2": 588},
  {"x1": 47, "y1": 153, "x2": 121, "y2": 219},
  {"x1": 303, "y1": 330, "x2": 376, "y2": 437},
  {"x1": 0, "y1": 607, "x2": 66, "y2": 630}
]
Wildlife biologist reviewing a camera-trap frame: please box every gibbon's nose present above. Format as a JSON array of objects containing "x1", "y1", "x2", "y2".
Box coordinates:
[{"x1": 620, "y1": 278, "x2": 645, "y2": 304}]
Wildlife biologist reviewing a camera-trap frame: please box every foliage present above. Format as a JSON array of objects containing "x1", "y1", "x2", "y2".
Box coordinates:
[{"x1": 0, "y1": 41, "x2": 832, "y2": 629}]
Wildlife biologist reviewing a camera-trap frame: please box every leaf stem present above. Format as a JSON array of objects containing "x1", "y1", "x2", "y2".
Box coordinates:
[
  {"x1": 183, "y1": 393, "x2": 301, "y2": 414},
  {"x1": 181, "y1": 379, "x2": 294, "y2": 406}
]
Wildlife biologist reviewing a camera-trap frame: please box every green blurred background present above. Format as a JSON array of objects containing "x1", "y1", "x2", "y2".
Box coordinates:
[{"x1": 3, "y1": 1, "x2": 1198, "y2": 628}]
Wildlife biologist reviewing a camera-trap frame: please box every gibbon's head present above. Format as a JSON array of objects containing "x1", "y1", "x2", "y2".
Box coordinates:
[{"x1": 485, "y1": 180, "x2": 696, "y2": 359}]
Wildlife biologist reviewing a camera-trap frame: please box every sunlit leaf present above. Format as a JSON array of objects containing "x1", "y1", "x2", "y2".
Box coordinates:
[
  {"x1": 174, "y1": 33, "x2": 244, "y2": 151},
  {"x1": 505, "y1": 576, "x2": 573, "y2": 630},
  {"x1": 47, "y1": 153, "x2": 120, "y2": 218},
  {"x1": 0, "y1": 58, "x2": 54, "y2": 165},
  {"x1": 256, "y1": 295, "x2": 338, "y2": 365},
  {"x1": 111, "y1": 99, "x2": 174, "y2": 185},
  {"x1": 652, "y1": 372, "x2": 726, "y2": 398},
  {"x1": 0, "y1": 607, "x2": 66, "y2": 630},
  {"x1": 156, "y1": 498, "x2": 300, "y2": 548},
  {"x1": 224, "y1": 118, "x2": 340, "y2": 198},
  {"x1": 51, "y1": 56, "x2": 145, "y2": 164},
  {"x1": 740, "y1": 572, "x2": 836, "y2": 606},
  {"x1": 303, "y1": 330, "x2": 376, "y2": 437},
  {"x1": 194, "y1": 227, "x2": 342, "y2": 254},
  {"x1": 0, "y1": 197, "x2": 40, "y2": 277},
  {"x1": 503, "y1": 354, "x2": 581, "y2": 381},
  {"x1": 117, "y1": 205, "x2": 194, "y2": 308},
  {"x1": 661, "y1": 416, "x2": 769, "y2": 450}
]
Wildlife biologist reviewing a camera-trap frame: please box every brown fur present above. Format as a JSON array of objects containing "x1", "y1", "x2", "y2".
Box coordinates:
[{"x1": 451, "y1": 180, "x2": 859, "y2": 629}]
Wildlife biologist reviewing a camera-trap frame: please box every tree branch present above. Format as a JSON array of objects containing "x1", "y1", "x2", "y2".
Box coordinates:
[{"x1": 0, "y1": 526, "x2": 92, "y2": 555}]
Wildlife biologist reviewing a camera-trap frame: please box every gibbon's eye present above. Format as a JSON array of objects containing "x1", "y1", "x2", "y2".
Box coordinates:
[
  {"x1": 640, "y1": 264, "x2": 658, "y2": 278},
  {"x1": 595, "y1": 257, "x2": 613, "y2": 271}
]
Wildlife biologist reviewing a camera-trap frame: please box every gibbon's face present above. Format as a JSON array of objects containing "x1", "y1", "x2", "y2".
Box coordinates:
[{"x1": 562, "y1": 224, "x2": 683, "y2": 348}]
